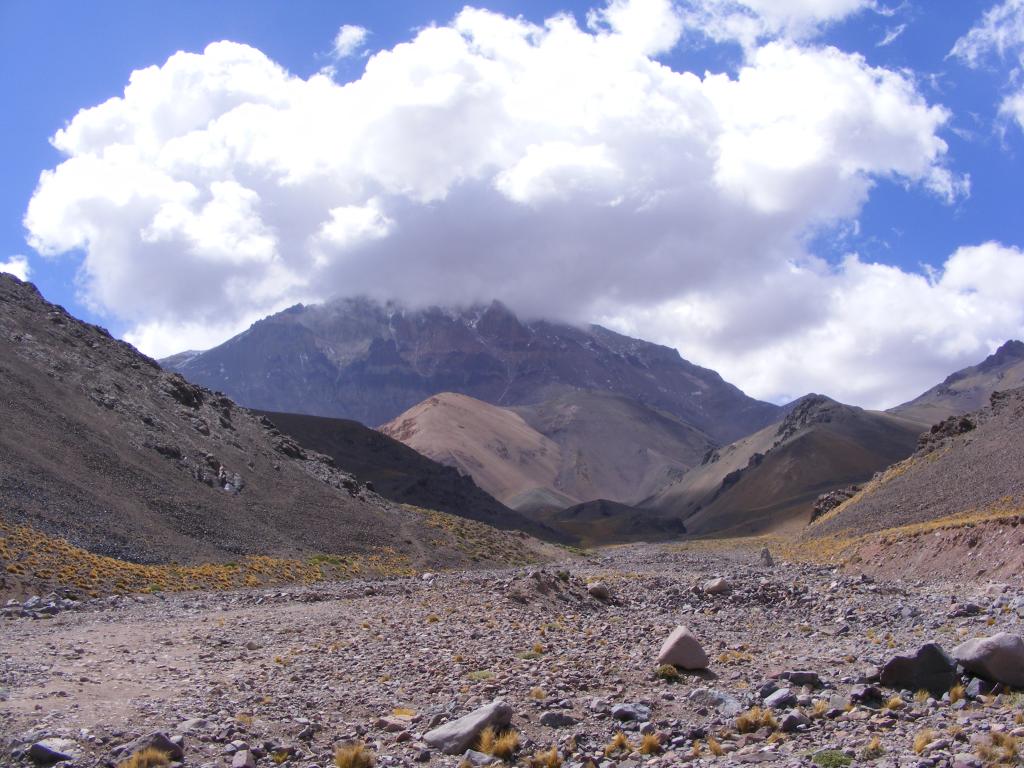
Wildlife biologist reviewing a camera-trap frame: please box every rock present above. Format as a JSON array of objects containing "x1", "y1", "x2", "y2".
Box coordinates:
[
  {"x1": 539, "y1": 711, "x2": 579, "y2": 728},
  {"x1": 423, "y1": 700, "x2": 513, "y2": 755},
  {"x1": 773, "y1": 670, "x2": 822, "y2": 688},
  {"x1": 953, "y1": 633, "x2": 1024, "y2": 687},
  {"x1": 657, "y1": 626, "x2": 708, "y2": 670},
  {"x1": 178, "y1": 718, "x2": 209, "y2": 733},
  {"x1": 587, "y1": 582, "x2": 610, "y2": 600},
  {"x1": 28, "y1": 740, "x2": 78, "y2": 764},
  {"x1": 611, "y1": 703, "x2": 651, "y2": 721},
  {"x1": 764, "y1": 688, "x2": 797, "y2": 709},
  {"x1": 463, "y1": 749, "x2": 500, "y2": 766},
  {"x1": 703, "y1": 577, "x2": 731, "y2": 594},
  {"x1": 688, "y1": 688, "x2": 743, "y2": 716},
  {"x1": 780, "y1": 709, "x2": 811, "y2": 732},
  {"x1": 120, "y1": 732, "x2": 185, "y2": 762},
  {"x1": 879, "y1": 643, "x2": 956, "y2": 696},
  {"x1": 232, "y1": 749, "x2": 256, "y2": 768},
  {"x1": 759, "y1": 548, "x2": 774, "y2": 567}
]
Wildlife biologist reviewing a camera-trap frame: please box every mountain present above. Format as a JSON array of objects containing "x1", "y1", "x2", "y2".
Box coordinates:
[
  {"x1": 810, "y1": 386, "x2": 1024, "y2": 539},
  {"x1": 0, "y1": 274, "x2": 555, "y2": 585},
  {"x1": 163, "y1": 297, "x2": 780, "y2": 443},
  {"x1": 380, "y1": 390, "x2": 713, "y2": 513},
  {"x1": 890, "y1": 340, "x2": 1024, "y2": 425},
  {"x1": 643, "y1": 395, "x2": 927, "y2": 536},
  {"x1": 254, "y1": 409, "x2": 570, "y2": 542}
]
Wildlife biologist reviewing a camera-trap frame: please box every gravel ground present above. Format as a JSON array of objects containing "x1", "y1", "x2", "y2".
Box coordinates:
[{"x1": 2, "y1": 543, "x2": 1022, "y2": 768}]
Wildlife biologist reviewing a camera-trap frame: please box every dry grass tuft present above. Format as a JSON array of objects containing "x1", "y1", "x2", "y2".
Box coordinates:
[
  {"x1": 604, "y1": 732, "x2": 632, "y2": 757},
  {"x1": 116, "y1": 748, "x2": 170, "y2": 768},
  {"x1": 529, "y1": 686, "x2": 546, "y2": 700},
  {"x1": 914, "y1": 689, "x2": 930, "y2": 705},
  {"x1": 912, "y1": 729, "x2": 936, "y2": 755},
  {"x1": 736, "y1": 706, "x2": 778, "y2": 733},
  {"x1": 884, "y1": 695, "x2": 905, "y2": 710},
  {"x1": 811, "y1": 699, "x2": 830, "y2": 718},
  {"x1": 639, "y1": 734, "x2": 662, "y2": 755},
  {"x1": 477, "y1": 727, "x2": 520, "y2": 761},
  {"x1": 335, "y1": 743, "x2": 375, "y2": 768},
  {"x1": 949, "y1": 684, "x2": 966, "y2": 703},
  {"x1": 527, "y1": 746, "x2": 563, "y2": 768},
  {"x1": 860, "y1": 736, "x2": 885, "y2": 760},
  {"x1": 707, "y1": 736, "x2": 725, "y2": 756}
]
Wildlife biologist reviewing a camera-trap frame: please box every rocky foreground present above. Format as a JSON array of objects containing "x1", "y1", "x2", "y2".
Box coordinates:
[{"x1": 2, "y1": 544, "x2": 1023, "y2": 768}]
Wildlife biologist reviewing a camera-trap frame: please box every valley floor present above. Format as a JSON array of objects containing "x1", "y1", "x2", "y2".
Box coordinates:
[{"x1": 1, "y1": 543, "x2": 1022, "y2": 768}]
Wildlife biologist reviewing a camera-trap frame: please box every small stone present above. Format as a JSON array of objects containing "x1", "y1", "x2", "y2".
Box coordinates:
[
  {"x1": 463, "y1": 749, "x2": 500, "y2": 766},
  {"x1": 764, "y1": 688, "x2": 796, "y2": 709},
  {"x1": 780, "y1": 709, "x2": 810, "y2": 732},
  {"x1": 232, "y1": 750, "x2": 256, "y2": 768},
  {"x1": 611, "y1": 703, "x2": 651, "y2": 721},
  {"x1": 540, "y1": 711, "x2": 579, "y2": 728}
]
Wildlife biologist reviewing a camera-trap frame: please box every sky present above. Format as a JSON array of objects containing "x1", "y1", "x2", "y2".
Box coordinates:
[{"x1": 2, "y1": 0, "x2": 1024, "y2": 409}]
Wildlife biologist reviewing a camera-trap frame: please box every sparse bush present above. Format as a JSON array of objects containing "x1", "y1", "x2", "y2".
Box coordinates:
[
  {"x1": 639, "y1": 733, "x2": 662, "y2": 755},
  {"x1": 528, "y1": 745, "x2": 562, "y2": 768},
  {"x1": 116, "y1": 749, "x2": 171, "y2": 768},
  {"x1": 913, "y1": 728, "x2": 936, "y2": 755},
  {"x1": 860, "y1": 737, "x2": 885, "y2": 760},
  {"x1": 604, "y1": 732, "x2": 632, "y2": 757},
  {"x1": 655, "y1": 663, "x2": 680, "y2": 681},
  {"x1": 735, "y1": 706, "x2": 778, "y2": 733},
  {"x1": 811, "y1": 750, "x2": 852, "y2": 768},
  {"x1": 334, "y1": 742, "x2": 375, "y2": 768},
  {"x1": 477, "y1": 727, "x2": 520, "y2": 761}
]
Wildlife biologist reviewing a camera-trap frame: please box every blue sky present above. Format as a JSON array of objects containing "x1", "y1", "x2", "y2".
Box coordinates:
[{"x1": 2, "y1": 0, "x2": 1023, "y2": 406}]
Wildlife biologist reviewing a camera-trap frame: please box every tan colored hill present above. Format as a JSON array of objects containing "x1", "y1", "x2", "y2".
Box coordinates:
[
  {"x1": 380, "y1": 391, "x2": 713, "y2": 513},
  {"x1": 890, "y1": 340, "x2": 1024, "y2": 425},
  {"x1": 644, "y1": 395, "x2": 927, "y2": 536},
  {"x1": 810, "y1": 386, "x2": 1024, "y2": 540},
  {"x1": 0, "y1": 274, "x2": 557, "y2": 598}
]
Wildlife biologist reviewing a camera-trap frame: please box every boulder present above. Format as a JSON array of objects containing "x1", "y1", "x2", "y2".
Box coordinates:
[
  {"x1": 879, "y1": 643, "x2": 956, "y2": 697},
  {"x1": 688, "y1": 688, "x2": 743, "y2": 716},
  {"x1": 611, "y1": 703, "x2": 651, "y2": 721},
  {"x1": 953, "y1": 633, "x2": 1024, "y2": 687},
  {"x1": 780, "y1": 709, "x2": 811, "y2": 732},
  {"x1": 587, "y1": 582, "x2": 610, "y2": 600},
  {"x1": 657, "y1": 625, "x2": 708, "y2": 670},
  {"x1": 119, "y1": 732, "x2": 184, "y2": 761},
  {"x1": 28, "y1": 740, "x2": 79, "y2": 764},
  {"x1": 423, "y1": 700, "x2": 513, "y2": 755},
  {"x1": 703, "y1": 577, "x2": 731, "y2": 594}
]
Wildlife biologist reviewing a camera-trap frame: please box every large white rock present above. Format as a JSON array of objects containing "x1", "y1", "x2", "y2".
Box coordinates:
[
  {"x1": 423, "y1": 700, "x2": 513, "y2": 755},
  {"x1": 657, "y1": 625, "x2": 709, "y2": 670},
  {"x1": 953, "y1": 633, "x2": 1024, "y2": 687},
  {"x1": 703, "y1": 577, "x2": 731, "y2": 594}
]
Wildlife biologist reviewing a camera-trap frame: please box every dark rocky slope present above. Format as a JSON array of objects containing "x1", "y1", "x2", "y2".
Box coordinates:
[
  {"x1": 644, "y1": 395, "x2": 927, "y2": 536},
  {"x1": 164, "y1": 298, "x2": 779, "y2": 444},
  {"x1": 0, "y1": 274, "x2": 553, "y2": 573},
  {"x1": 811, "y1": 386, "x2": 1024, "y2": 538}
]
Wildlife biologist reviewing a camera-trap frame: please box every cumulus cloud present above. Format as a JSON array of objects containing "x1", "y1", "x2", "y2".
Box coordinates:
[
  {"x1": 952, "y1": 0, "x2": 1024, "y2": 129},
  {"x1": 0, "y1": 255, "x2": 31, "y2": 281},
  {"x1": 604, "y1": 242, "x2": 1024, "y2": 408},
  {"x1": 24, "y1": 0, "x2": 995, "y2": 407},
  {"x1": 332, "y1": 24, "x2": 368, "y2": 58}
]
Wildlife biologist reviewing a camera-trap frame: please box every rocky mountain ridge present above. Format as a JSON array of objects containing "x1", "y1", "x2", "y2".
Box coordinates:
[{"x1": 164, "y1": 297, "x2": 780, "y2": 444}]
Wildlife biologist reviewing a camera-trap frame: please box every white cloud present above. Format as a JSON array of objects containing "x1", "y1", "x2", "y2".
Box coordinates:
[
  {"x1": 0, "y1": 255, "x2": 31, "y2": 281},
  {"x1": 22, "y1": 0, "x2": 992, "y2": 408},
  {"x1": 333, "y1": 25, "x2": 368, "y2": 59},
  {"x1": 603, "y1": 242, "x2": 1024, "y2": 408},
  {"x1": 952, "y1": 0, "x2": 1024, "y2": 130},
  {"x1": 877, "y1": 23, "x2": 906, "y2": 47},
  {"x1": 680, "y1": 0, "x2": 877, "y2": 47}
]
